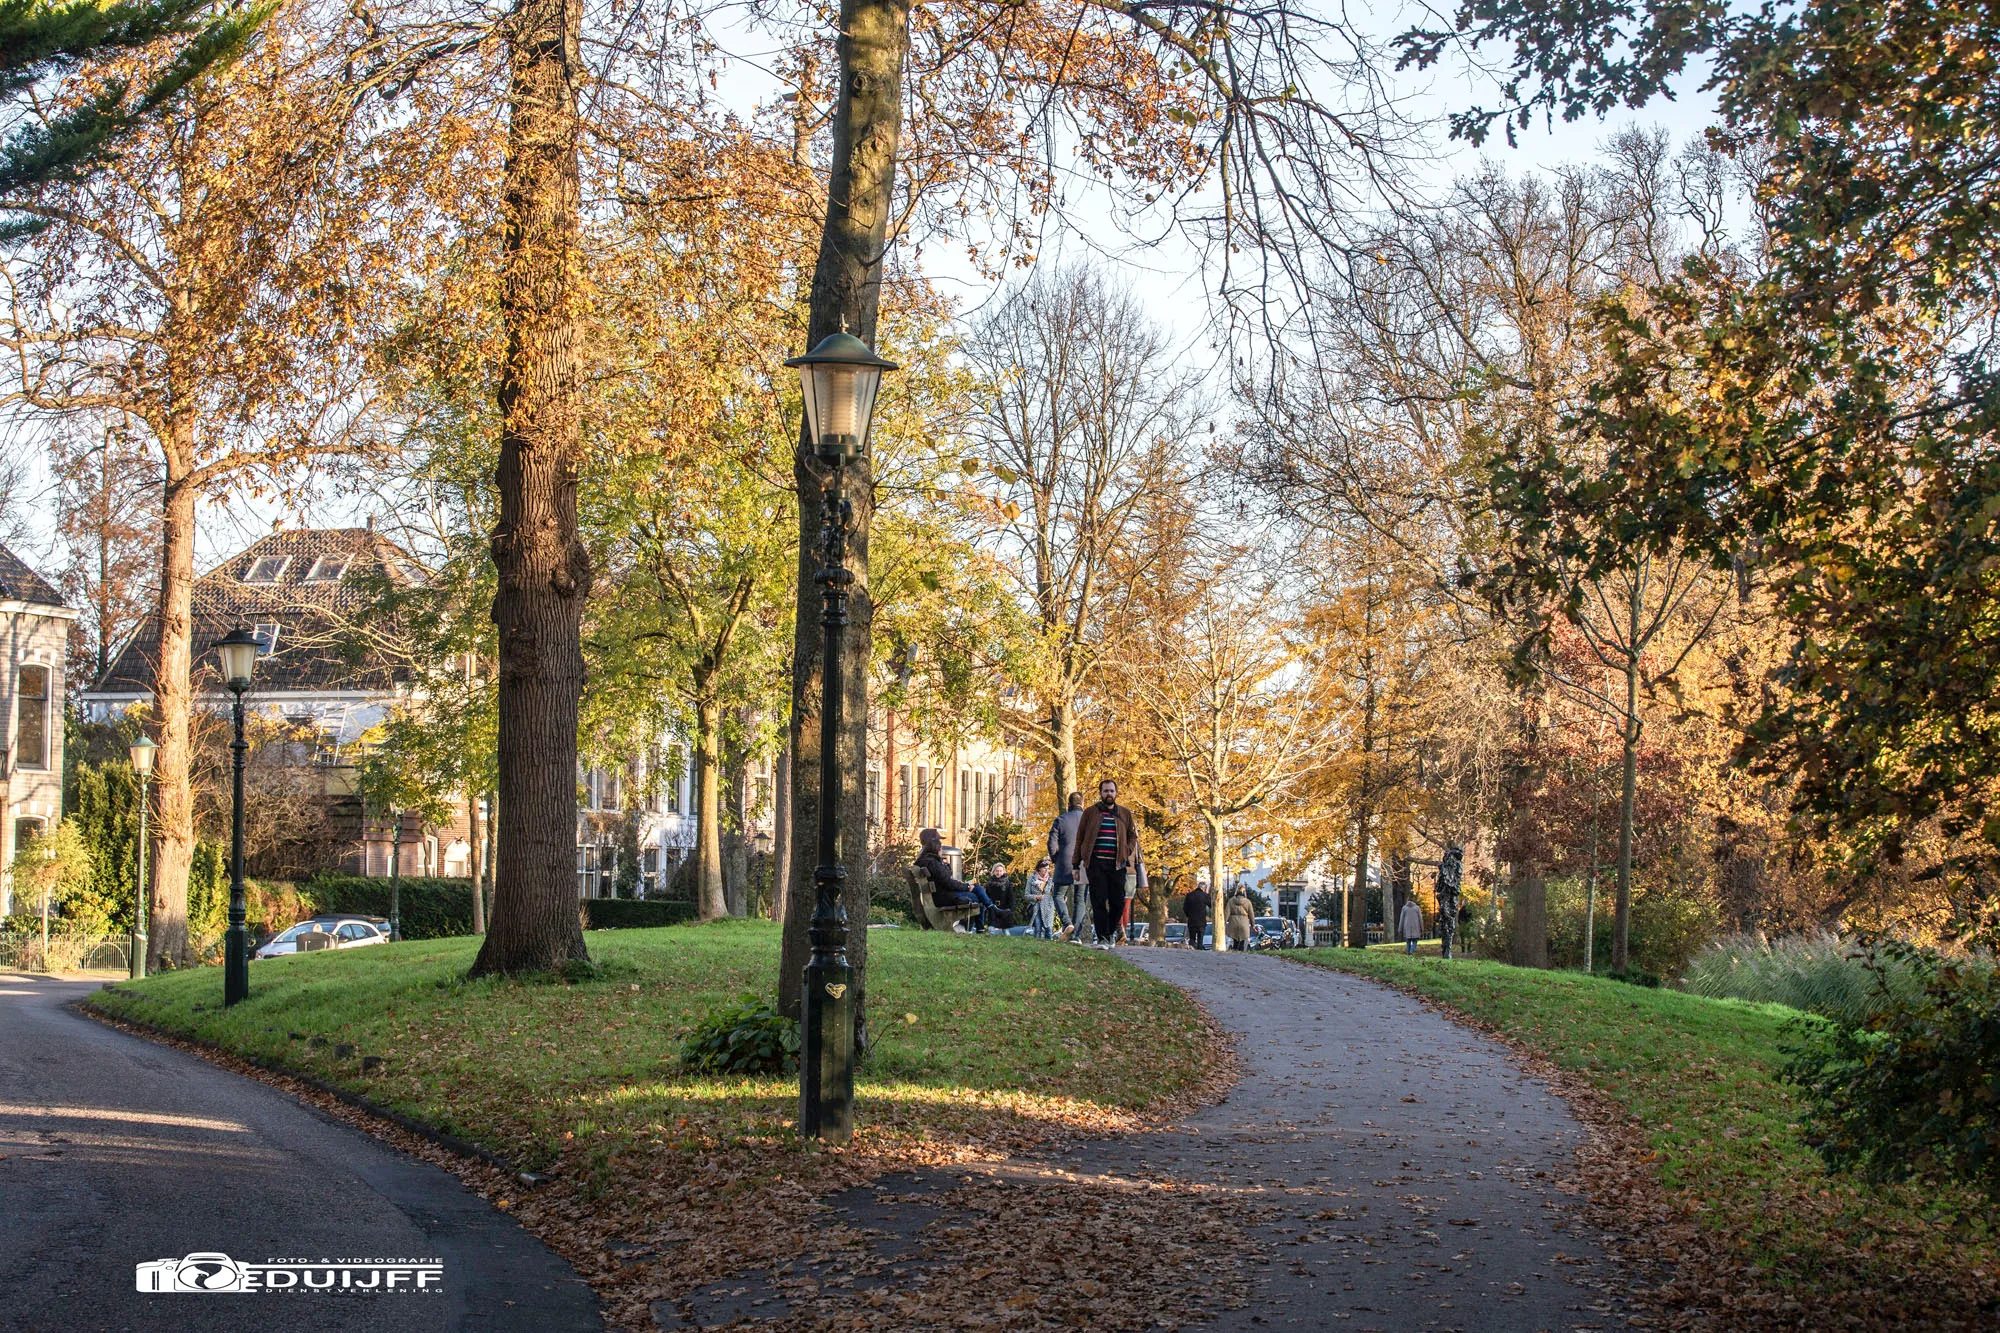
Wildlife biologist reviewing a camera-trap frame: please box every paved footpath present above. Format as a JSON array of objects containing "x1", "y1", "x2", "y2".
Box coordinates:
[
  {"x1": 725, "y1": 949, "x2": 1630, "y2": 1333},
  {"x1": 0, "y1": 973, "x2": 600, "y2": 1333},
  {"x1": 1082, "y1": 949, "x2": 1631, "y2": 1331}
]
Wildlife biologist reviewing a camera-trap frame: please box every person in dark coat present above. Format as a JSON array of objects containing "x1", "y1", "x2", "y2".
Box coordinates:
[
  {"x1": 1181, "y1": 884, "x2": 1211, "y2": 950},
  {"x1": 1047, "y1": 792, "x2": 1086, "y2": 941},
  {"x1": 915, "y1": 827, "x2": 999, "y2": 931}
]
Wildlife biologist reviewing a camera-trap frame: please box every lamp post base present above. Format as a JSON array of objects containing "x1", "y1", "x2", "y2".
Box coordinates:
[
  {"x1": 799, "y1": 956, "x2": 854, "y2": 1142},
  {"x1": 224, "y1": 930, "x2": 248, "y2": 1006}
]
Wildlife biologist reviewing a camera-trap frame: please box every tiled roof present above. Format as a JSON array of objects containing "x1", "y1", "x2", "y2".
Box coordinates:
[
  {"x1": 0, "y1": 542, "x2": 65, "y2": 608},
  {"x1": 89, "y1": 527, "x2": 422, "y2": 696}
]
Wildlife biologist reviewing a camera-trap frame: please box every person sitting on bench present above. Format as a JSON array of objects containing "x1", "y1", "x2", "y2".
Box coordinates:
[{"x1": 915, "y1": 828, "x2": 1000, "y2": 932}]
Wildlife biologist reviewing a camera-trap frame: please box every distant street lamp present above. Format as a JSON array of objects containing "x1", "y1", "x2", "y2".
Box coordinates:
[
  {"x1": 129, "y1": 735, "x2": 156, "y2": 980},
  {"x1": 217, "y1": 626, "x2": 259, "y2": 1006},
  {"x1": 783, "y1": 331, "x2": 897, "y2": 1143}
]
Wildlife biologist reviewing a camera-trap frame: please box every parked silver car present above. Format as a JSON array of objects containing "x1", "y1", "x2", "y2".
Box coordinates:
[{"x1": 253, "y1": 915, "x2": 391, "y2": 959}]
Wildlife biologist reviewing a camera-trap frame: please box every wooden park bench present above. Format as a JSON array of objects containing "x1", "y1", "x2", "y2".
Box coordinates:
[{"x1": 905, "y1": 866, "x2": 982, "y2": 933}]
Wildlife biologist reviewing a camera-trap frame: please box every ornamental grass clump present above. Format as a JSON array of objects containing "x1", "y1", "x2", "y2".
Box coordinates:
[
  {"x1": 678, "y1": 994, "x2": 800, "y2": 1075},
  {"x1": 1679, "y1": 931, "x2": 1925, "y2": 1025}
]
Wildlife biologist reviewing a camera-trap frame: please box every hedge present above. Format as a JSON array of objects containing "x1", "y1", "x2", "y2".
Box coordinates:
[
  {"x1": 583, "y1": 899, "x2": 696, "y2": 929},
  {"x1": 300, "y1": 875, "x2": 475, "y2": 940},
  {"x1": 242, "y1": 877, "x2": 695, "y2": 941}
]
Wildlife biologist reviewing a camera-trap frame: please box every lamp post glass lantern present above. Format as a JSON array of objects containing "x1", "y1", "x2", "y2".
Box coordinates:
[
  {"x1": 129, "y1": 735, "x2": 155, "y2": 979},
  {"x1": 216, "y1": 626, "x2": 259, "y2": 1006},
  {"x1": 783, "y1": 332, "x2": 896, "y2": 1143}
]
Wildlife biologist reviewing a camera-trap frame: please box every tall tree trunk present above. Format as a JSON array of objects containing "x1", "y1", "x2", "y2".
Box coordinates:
[
  {"x1": 483, "y1": 787, "x2": 498, "y2": 928},
  {"x1": 469, "y1": 785, "x2": 486, "y2": 933},
  {"x1": 723, "y1": 731, "x2": 748, "y2": 916},
  {"x1": 1049, "y1": 700, "x2": 1078, "y2": 803},
  {"x1": 1348, "y1": 641, "x2": 1377, "y2": 950},
  {"x1": 778, "y1": 0, "x2": 911, "y2": 1022},
  {"x1": 771, "y1": 740, "x2": 792, "y2": 924},
  {"x1": 695, "y1": 696, "x2": 726, "y2": 920},
  {"x1": 1207, "y1": 812, "x2": 1226, "y2": 951},
  {"x1": 146, "y1": 469, "x2": 196, "y2": 971},
  {"x1": 471, "y1": 0, "x2": 590, "y2": 977},
  {"x1": 1350, "y1": 811, "x2": 1371, "y2": 951},
  {"x1": 1613, "y1": 575, "x2": 1642, "y2": 974}
]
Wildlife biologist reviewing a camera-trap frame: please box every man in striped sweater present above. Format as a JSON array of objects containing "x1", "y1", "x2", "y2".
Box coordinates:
[{"x1": 1070, "y1": 779, "x2": 1139, "y2": 950}]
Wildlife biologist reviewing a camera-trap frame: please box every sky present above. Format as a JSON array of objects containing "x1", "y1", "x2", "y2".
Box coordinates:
[{"x1": 6, "y1": 8, "x2": 1720, "y2": 577}]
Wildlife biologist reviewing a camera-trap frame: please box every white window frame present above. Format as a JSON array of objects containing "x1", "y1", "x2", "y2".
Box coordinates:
[
  {"x1": 304, "y1": 555, "x2": 349, "y2": 582},
  {"x1": 251, "y1": 623, "x2": 281, "y2": 655},
  {"x1": 243, "y1": 555, "x2": 290, "y2": 583},
  {"x1": 14, "y1": 663, "x2": 50, "y2": 770}
]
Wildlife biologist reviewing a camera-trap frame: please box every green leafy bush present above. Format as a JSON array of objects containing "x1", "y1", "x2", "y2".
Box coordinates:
[
  {"x1": 678, "y1": 994, "x2": 799, "y2": 1075},
  {"x1": 583, "y1": 899, "x2": 695, "y2": 930},
  {"x1": 1784, "y1": 939, "x2": 2000, "y2": 1202}
]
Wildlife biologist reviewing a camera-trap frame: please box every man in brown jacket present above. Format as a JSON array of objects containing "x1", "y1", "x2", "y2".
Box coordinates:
[{"x1": 1071, "y1": 779, "x2": 1138, "y2": 949}]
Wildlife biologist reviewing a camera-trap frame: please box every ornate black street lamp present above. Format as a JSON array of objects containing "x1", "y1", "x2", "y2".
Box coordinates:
[
  {"x1": 783, "y1": 331, "x2": 897, "y2": 1143},
  {"x1": 129, "y1": 734, "x2": 155, "y2": 980},
  {"x1": 216, "y1": 626, "x2": 259, "y2": 1006}
]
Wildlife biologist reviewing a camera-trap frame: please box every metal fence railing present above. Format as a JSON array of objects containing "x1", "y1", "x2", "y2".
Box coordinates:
[{"x1": 0, "y1": 929, "x2": 130, "y2": 975}]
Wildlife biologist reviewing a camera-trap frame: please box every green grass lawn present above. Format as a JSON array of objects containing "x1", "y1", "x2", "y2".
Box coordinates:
[
  {"x1": 87, "y1": 921, "x2": 1206, "y2": 1176},
  {"x1": 1293, "y1": 948, "x2": 1999, "y2": 1318}
]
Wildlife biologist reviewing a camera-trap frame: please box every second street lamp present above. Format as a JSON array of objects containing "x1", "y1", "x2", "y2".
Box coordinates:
[
  {"x1": 217, "y1": 626, "x2": 259, "y2": 1007},
  {"x1": 129, "y1": 734, "x2": 156, "y2": 980},
  {"x1": 783, "y1": 331, "x2": 897, "y2": 1143}
]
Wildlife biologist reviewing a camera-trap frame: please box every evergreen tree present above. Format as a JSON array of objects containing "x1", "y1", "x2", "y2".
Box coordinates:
[{"x1": 0, "y1": 0, "x2": 272, "y2": 198}]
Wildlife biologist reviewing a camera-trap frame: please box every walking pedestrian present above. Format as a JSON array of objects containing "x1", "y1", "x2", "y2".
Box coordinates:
[
  {"x1": 1069, "y1": 779, "x2": 1138, "y2": 951},
  {"x1": 1181, "y1": 882, "x2": 1211, "y2": 951},
  {"x1": 1225, "y1": 887, "x2": 1252, "y2": 952},
  {"x1": 1047, "y1": 793, "x2": 1087, "y2": 944},
  {"x1": 1399, "y1": 895, "x2": 1423, "y2": 955},
  {"x1": 1026, "y1": 858, "x2": 1056, "y2": 939}
]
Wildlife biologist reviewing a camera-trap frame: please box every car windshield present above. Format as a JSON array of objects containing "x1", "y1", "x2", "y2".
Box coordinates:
[
  {"x1": 1256, "y1": 918, "x2": 1285, "y2": 932},
  {"x1": 270, "y1": 923, "x2": 318, "y2": 944}
]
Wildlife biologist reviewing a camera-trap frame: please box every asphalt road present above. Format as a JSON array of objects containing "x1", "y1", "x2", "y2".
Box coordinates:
[{"x1": 0, "y1": 972, "x2": 601, "y2": 1333}]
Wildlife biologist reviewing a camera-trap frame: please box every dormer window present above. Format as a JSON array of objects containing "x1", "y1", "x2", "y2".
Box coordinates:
[
  {"x1": 305, "y1": 555, "x2": 348, "y2": 582},
  {"x1": 251, "y1": 623, "x2": 281, "y2": 655},
  {"x1": 243, "y1": 555, "x2": 289, "y2": 583}
]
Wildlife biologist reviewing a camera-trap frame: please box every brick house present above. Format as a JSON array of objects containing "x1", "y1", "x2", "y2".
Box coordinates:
[{"x1": 0, "y1": 544, "x2": 77, "y2": 916}]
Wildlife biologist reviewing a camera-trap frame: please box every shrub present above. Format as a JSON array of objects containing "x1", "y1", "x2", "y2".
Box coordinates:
[
  {"x1": 1784, "y1": 939, "x2": 2000, "y2": 1202},
  {"x1": 583, "y1": 899, "x2": 696, "y2": 930},
  {"x1": 678, "y1": 994, "x2": 799, "y2": 1075}
]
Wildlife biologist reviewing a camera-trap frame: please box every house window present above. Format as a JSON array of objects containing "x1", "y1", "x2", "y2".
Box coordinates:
[
  {"x1": 251, "y1": 623, "x2": 281, "y2": 655},
  {"x1": 243, "y1": 555, "x2": 289, "y2": 583},
  {"x1": 577, "y1": 843, "x2": 600, "y2": 898},
  {"x1": 989, "y1": 772, "x2": 1001, "y2": 818},
  {"x1": 973, "y1": 771, "x2": 984, "y2": 825},
  {"x1": 866, "y1": 767, "x2": 881, "y2": 827},
  {"x1": 14, "y1": 817, "x2": 44, "y2": 859},
  {"x1": 915, "y1": 766, "x2": 928, "y2": 829},
  {"x1": 15, "y1": 665, "x2": 48, "y2": 769},
  {"x1": 754, "y1": 760, "x2": 771, "y2": 817},
  {"x1": 959, "y1": 770, "x2": 970, "y2": 832},
  {"x1": 930, "y1": 773, "x2": 944, "y2": 828},
  {"x1": 305, "y1": 555, "x2": 349, "y2": 582},
  {"x1": 666, "y1": 748, "x2": 683, "y2": 814},
  {"x1": 897, "y1": 764, "x2": 912, "y2": 829}
]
